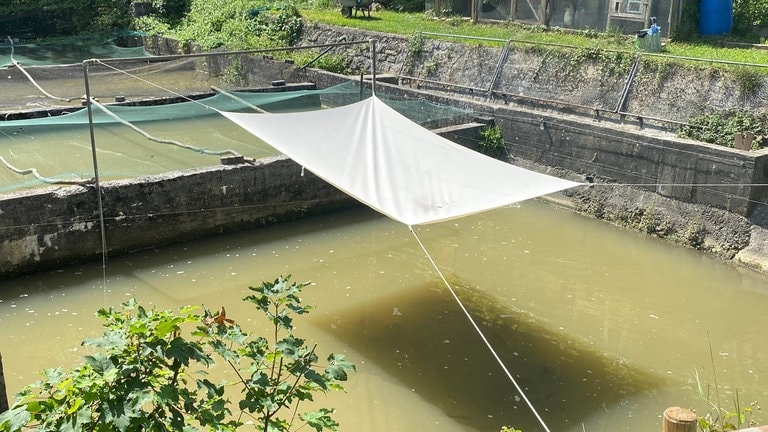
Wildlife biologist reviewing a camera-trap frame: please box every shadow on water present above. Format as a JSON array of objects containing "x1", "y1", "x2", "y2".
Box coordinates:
[{"x1": 320, "y1": 278, "x2": 667, "y2": 432}]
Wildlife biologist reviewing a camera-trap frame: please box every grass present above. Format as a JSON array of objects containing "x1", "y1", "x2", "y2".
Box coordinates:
[{"x1": 300, "y1": 7, "x2": 768, "y2": 66}]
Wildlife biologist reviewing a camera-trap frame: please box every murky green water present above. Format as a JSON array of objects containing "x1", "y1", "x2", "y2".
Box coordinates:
[
  {"x1": 1, "y1": 202, "x2": 766, "y2": 432},
  {"x1": 0, "y1": 116, "x2": 279, "y2": 192}
]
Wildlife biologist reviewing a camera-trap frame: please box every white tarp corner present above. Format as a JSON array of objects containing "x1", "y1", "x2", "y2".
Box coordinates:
[{"x1": 220, "y1": 96, "x2": 581, "y2": 226}]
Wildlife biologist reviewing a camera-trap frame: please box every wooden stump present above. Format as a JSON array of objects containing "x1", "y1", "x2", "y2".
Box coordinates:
[{"x1": 663, "y1": 407, "x2": 697, "y2": 432}]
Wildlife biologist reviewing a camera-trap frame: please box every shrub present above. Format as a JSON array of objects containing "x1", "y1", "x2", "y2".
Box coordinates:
[
  {"x1": 0, "y1": 275, "x2": 354, "y2": 432},
  {"x1": 679, "y1": 108, "x2": 768, "y2": 149}
]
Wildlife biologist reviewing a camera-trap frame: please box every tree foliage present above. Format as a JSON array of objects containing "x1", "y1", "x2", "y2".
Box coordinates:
[
  {"x1": 734, "y1": 0, "x2": 768, "y2": 30},
  {"x1": 134, "y1": 0, "x2": 303, "y2": 50},
  {"x1": 0, "y1": 275, "x2": 354, "y2": 432},
  {"x1": 0, "y1": 0, "x2": 133, "y2": 37}
]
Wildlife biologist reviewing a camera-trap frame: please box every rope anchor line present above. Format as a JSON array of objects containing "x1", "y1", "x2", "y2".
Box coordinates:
[
  {"x1": 409, "y1": 226, "x2": 553, "y2": 432},
  {"x1": 89, "y1": 99, "x2": 242, "y2": 157},
  {"x1": 0, "y1": 155, "x2": 94, "y2": 185}
]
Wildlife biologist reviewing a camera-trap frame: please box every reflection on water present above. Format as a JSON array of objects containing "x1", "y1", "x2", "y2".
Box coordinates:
[{"x1": 1, "y1": 202, "x2": 767, "y2": 432}]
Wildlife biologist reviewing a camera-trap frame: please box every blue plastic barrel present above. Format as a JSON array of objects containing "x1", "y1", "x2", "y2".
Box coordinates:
[{"x1": 699, "y1": 0, "x2": 733, "y2": 35}]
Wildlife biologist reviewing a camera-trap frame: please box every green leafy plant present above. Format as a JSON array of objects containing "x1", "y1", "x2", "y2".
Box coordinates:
[
  {"x1": 693, "y1": 335, "x2": 761, "y2": 432},
  {"x1": 479, "y1": 124, "x2": 505, "y2": 158},
  {"x1": 404, "y1": 31, "x2": 426, "y2": 75},
  {"x1": 694, "y1": 369, "x2": 761, "y2": 431},
  {"x1": 679, "y1": 108, "x2": 768, "y2": 149},
  {"x1": 0, "y1": 275, "x2": 354, "y2": 432},
  {"x1": 292, "y1": 51, "x2": 351, "y2": 74},
  {"x1": 222, "y1": 57, "x2": 248, "y2": 86},
  {"x1": 679, "y1": 218, "x2": 706, "y2": 249},
  {"x1": 636, "y1": 203, "x2": 671, "y2": 236},
  {"x1": 165, "y1": 0, "x2": 302, "y2": 50},
  {"x1": 424, "y1": 57, "x2": 440, "y2": 75}
]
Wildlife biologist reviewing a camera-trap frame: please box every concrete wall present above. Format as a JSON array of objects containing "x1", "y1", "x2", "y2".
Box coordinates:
[
  {"x1": 0, "y1": 121, "x2": 487, "y2": 279},
  {"x1": 299, "y1": 23, "x2": 768, "y2": 125},
  {"x1": 294, "y1": 25, "x2": 768, "y2": 218},
  {"x1": 317, "y1": 72, "x2": 768, "y2": 217},
  {"x1": 0, "y1": 157, "x2": 357, "y2": 279}
]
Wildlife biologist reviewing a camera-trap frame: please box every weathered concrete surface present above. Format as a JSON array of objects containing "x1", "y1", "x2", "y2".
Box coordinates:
[
  {"x1": 0, "y1": 157, "x2": 358, "y2": 279},
  {"x1": 298, "y1": 23, "x2": 768, "y2": 124}
]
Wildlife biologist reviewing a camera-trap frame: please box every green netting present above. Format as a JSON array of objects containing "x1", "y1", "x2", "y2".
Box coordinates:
[
  {"x1": 0, "y1": 81, "x2": 472, "y2": 129},
  {"x1": 1, "y1": 33, "x2": 151, "y2": 68},
  {"x1": 0, "y1": 89, "x2": 345, "y2": 129},
  {"x1": 0, "y1": 80, "x2": 474, "y2": 194}
]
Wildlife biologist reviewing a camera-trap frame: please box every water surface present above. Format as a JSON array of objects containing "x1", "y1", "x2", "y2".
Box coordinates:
[{"x1": 1, "y1": 202, "x2": 766, "y2": 432}]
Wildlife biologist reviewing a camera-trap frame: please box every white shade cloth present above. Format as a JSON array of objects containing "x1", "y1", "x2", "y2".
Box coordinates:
[{"x1": 221, "y1": 96, "x2": 581, "y2": 226}]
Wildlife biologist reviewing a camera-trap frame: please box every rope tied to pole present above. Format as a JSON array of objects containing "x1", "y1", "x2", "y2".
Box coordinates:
[
  {"x1": 6, "y1": 36, "x2": 78, "y2": 103},
  {"x1": 0, "y1": 154, "x2": 94, "y2": 185},
  {"x1": 88, "y1": 99, "x2": 242, "y2": 157}
]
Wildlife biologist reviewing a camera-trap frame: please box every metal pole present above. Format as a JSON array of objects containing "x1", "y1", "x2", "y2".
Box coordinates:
[
  {"x1": 93, "y1": 40, "x2": 372, "y2": 65},
  {"x1": 82, "y1": 61, "x2": 109, "y2": 283},
  {"x1": 370, "y1": 39, "x2": 377, "y2": 96}
]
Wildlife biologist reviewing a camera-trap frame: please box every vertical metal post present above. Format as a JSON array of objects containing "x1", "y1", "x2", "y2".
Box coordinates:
[
  {"x1": 82, "y1": 60, "x2": 109, "y2": 283},
  {"x1": 369, "y1": 39, "x2": 377, "y2": 96},
  {"x1": 360, "y1": 72, "x2": 364, "y2": 101},
  {"x1": 540, "y1": 0, "x2": 548, "y2": 25}
]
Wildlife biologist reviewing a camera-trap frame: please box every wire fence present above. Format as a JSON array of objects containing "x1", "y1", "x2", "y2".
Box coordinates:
[{"x1": 426, "y1": 0, "x2": 679, "y2": 36}]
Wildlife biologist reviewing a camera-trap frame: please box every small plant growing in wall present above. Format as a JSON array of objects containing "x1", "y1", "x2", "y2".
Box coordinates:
[
  {"x1": 404, "y1": 31, "x2": 426, "y2": 75},
  {"x1": 223, "y1": 56, "x2": 248, "y2": 86},
  {"x1": 424, "y1": 57, "x2": 440, "y2": 76},
  {"x1": 0, "y1": 275, "x2": 354, "y2": 432},
  {"x1": 479, "y1": 124, "x2": 505, "y2": 158},
  {"x1": 679, "y1": 218, "x2": 706, "y2": 249},
  {"x1": 732, "y1": 66, "x2": 765, "y2": 103}
]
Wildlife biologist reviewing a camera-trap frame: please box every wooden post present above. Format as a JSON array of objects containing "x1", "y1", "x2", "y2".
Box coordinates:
[
  {"x1": 0, "y1": 352, "x2": 9, "y2": 413},
  {"x1": 663, "y1": 407, "x2": 697, "y2": 432}
]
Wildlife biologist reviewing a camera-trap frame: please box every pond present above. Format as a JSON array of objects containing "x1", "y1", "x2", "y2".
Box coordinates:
[{"x1": 1, "y1": 201, "x2": 766, "y2": 432}]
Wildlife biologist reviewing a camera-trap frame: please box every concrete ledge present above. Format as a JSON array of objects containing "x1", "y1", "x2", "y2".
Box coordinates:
[{"x1": 0, "y1": 156, "x2": 357, "y2": 279}]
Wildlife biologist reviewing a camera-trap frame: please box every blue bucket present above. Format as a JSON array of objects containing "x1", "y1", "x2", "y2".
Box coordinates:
[{"x1": 699, "y1": 0, "x2": 733, "y2": 35}]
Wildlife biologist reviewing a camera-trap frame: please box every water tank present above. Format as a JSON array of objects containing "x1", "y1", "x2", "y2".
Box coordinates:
[{"x1": 699, "y1": 0, "x2": 733, "y2": 35}]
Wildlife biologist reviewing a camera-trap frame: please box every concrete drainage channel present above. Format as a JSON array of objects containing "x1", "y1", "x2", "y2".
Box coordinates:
[{"x1": 4, "y1": 27, "x2": 768, "y2": 275}]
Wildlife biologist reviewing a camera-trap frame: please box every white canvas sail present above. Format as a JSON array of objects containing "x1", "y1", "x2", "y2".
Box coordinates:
[{"x1": 221, "y1": 96, "x2": 581, "y2": 226}]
